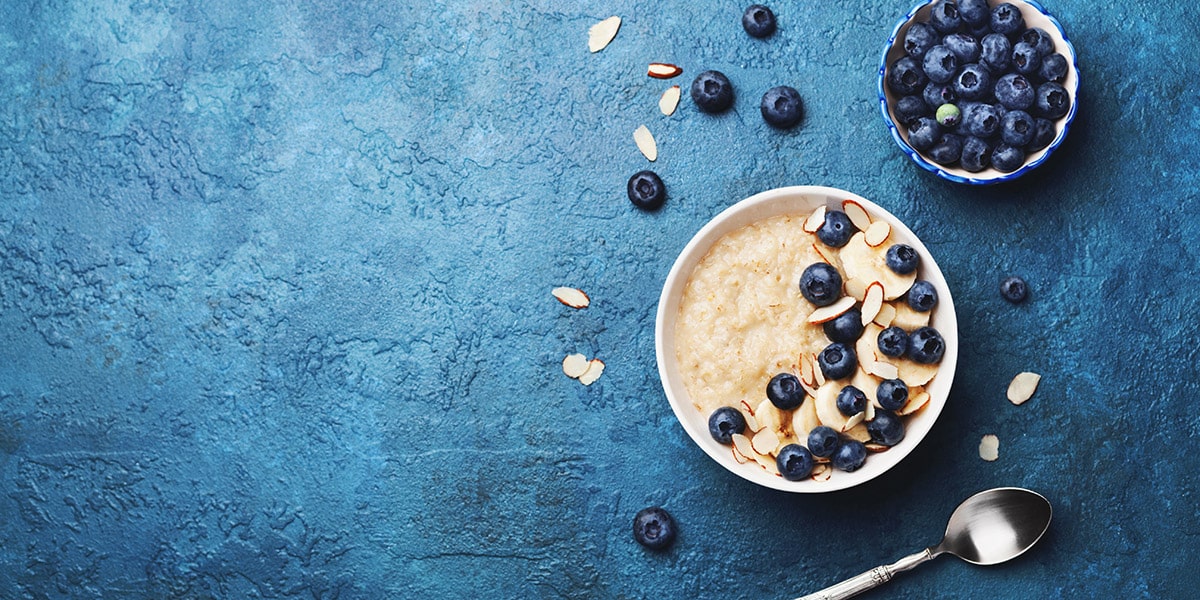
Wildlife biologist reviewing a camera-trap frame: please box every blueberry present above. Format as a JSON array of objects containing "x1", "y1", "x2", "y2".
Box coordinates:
[
  {"x1": 742, "y1": 4, "x2": 777, "y2": 38},
  {"x1": 923, "y1": 82, "x2": 958, "y2": 111},
  {"x1": 1011, "y1": 42, "x2": 1042, "y2": 77},
  {"x1": 960, "y1": 135, "x2": 992, "y2": 172},
  {"x1": 767, "y1": 372, "x2": 805, "y2": 410},
  {"x1": 691, "y1": 70, "x2": 735, "y2": 114},
  {"x1": 887, "y1": 56, "x2": 929, "y2": 96},
  {"x1": 633, "y1": 507, "x2": 677, "y2": 550},
  {"x1": 807, "y1": 425, "x2": 841, "y2": 458},
  {"x1": 1034, "y1": 82, "x2": 1070, "y2": 119},
  {"x1": 823, "y1": 308, "x2": 864, "y2": 344},
  {"x1": 1039, "y1": 53, "x2": 1068, "y2": 82},
  {"x1": 963, "y1": 102, "x2": 1001, "y2": 138},
  {"x1": 817, "y1": 342, "x2": 857, "y2": 381},
  {"x1": 927, "y1": 133, "x2": 964, "y2": 166},
  {"x1": 980, "y1": 33, "x2": 1012, "y2": 74},
  {"x1": 958, "y1": 0, "x2": 990, "y2": 26},
  {"x1": 904, "y1": 22, "x2": 939, "y2": 59},
  {"x1": 922, "y1": 45, "x2": 958, "y2": 84},
  {"x1": 877, "y1": 326, "x2": 910, "y2": 358},
  {"x1": 952, "y1": 63, "x2": 992, "y2": 101},
  {"x1": 993, "y1": 73, "x2": 1035, "y2": 110},
  {"x1": 936, "y1": 103, "x2": 961, "y2": 128},
  {"x1": 817, "y1": 210, "x2": 856, "y2": 248},
  {"x1": 895, "y1": 95, "x2": 930, "y2": 126},
  {"x1": 776, "y1": 444, "x2": 815, "y2": 481},
  {"x1": 836, "y1": 385, "x2": 867, "y2": 416},
  {"x1": 965, "y1": 19, "x2": 992, "y2": 39},
  {"x1": 831, "y1": 439, "x2": 867, "y2": 472},
  {"x1": 990, "y1": 3, "x2": 1025, "y2": 37},
  {"x1": 991, "y1": 143, "x2": 1025, "y2": 172},
  {"x1": 760, "y1": 85, "x2": 804, "y2": 129},
  {"x1": 1020, "y1": 27, "x2": 1056, "y2": 57},
  {"x1": 907, "y1": 327, "x2": 946, "y2": 364},
  {"x1": 943, "y1": 33, "x2": 981, "y2": 64},
  {"x1": 1000, "y1": 275, "x2": 1028, "y2": 303},
  {"x1": 876, "y1": 378, "x2": 909, "y2": 411},
  {"x1": 708, "y1": 406, "x2": 747, "y2": 445},
  {"x1": 867, "y1": 410, "x2": 906, "y2": 446},
  {"x1": 906, "y1": 117, "x2": 941, "y2": 152},
  {"x1": 800, "y1": 263, "x2": 843, "y2": 307},
  {"x1": 907, "y1": 280, "x2": 938, "y2": 312},
  {"x1": 885, "y1": 243, "x2": 919, "y2": 275},
  {"x1": 928, "y1": 0, "x2": 962, "y2": 33},
  {"x1": 627, "y1": 170, "x2": 666, "y2": 210},
  {"x1": 1000, "y1": 109, "x2": 1035, "y2": 147},
  {"x1": 1026, "y1": 118, "x2": 1056, "y2": 152}
]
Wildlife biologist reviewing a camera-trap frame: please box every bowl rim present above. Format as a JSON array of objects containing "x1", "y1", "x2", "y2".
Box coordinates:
[
  {"x1": 877, "y1": 0, "x2": 1080, "y2": 185},
  {"x1": 654, "y1": 185, "x2": 959, "y2": 493}
]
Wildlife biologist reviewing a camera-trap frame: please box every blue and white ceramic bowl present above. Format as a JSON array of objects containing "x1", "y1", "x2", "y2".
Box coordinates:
[{"x1": 879, "y1": 0, "x2": 1079, "y2": 185}]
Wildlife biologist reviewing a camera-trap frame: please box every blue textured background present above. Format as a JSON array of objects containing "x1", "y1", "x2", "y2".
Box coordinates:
[{"x1": 2, "y1": 0, "x2": 1199, "y2": 597}]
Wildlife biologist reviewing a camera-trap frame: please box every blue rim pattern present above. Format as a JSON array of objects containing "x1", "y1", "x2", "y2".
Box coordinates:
[{"x1": 877, "y1": 0, "x2": 1080, "y2": 185}]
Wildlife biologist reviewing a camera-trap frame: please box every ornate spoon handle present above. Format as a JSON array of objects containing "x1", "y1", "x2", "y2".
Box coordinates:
[{"x1": 794, "y1": 548, "x2": 934, "y2": 600}]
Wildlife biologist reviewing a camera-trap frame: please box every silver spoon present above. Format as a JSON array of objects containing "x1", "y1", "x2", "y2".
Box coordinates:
[{"x1": 795, "y1": 487, "x2": 1052, "y2": 600}]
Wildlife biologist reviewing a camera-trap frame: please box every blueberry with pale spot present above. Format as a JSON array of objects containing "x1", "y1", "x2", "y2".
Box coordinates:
[
  {"x1": 776, "y1": 444, "x2": 815, "y2": 481},
  {"x1": 708, "y1": 406, "x2": 746, "y2": 445},
  {"x1": 633, "y1": 507, "x2": 677, "y2": 550}
]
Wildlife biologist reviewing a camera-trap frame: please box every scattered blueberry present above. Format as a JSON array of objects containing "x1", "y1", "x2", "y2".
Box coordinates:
[
  {"x1": 990, "y1": 3, "x2": 1025, "y2": 36},
  {"x1": 960, "y1": 135, "x2": 992, "y2": 172},
  {"x1": 952, "y1": 63, "x2": 992, "y2": 101},
  {"x1": 761, "y1": 85, "x2": 804, "y2": 128},
  {"x1": 1039, "y1": 53, "x2": 1068, "y2": 82},
  {"x1": 904, "y1": 22, "x2": 939, "y2": 59},
  {"x1": 627, "y1": 171, "x2": 666, "y2": 210},
  {"x1": 963, "y1": 102, "x2": 1001, "y2": 138},
  {"x1": 1034, "y1": 82, "x2": 1071, "y2": 119},
  {"x1": 823, "y1": 308, "x2": 865, "y2": 344},
  {"x1": 980, "y1": 33, "x2": 1012, "y2": 73},
  {"x1": 1010, "y1": 41, "x2": 1042, "y2": 77},
  {"x1": 1020, "y1": 27, "x2": 1055, "y2": 56},
  {"x1": 1026, "y1": 117, "x2": 1056, "y2": 152},
  {"x1": 993, "y1": 73, "x2": 1035, "y2": 110},
  {"x1": 935, "y1": 103, "x2": 961, "y2": 128},
  {"x1": 633, "y1": 507, "x2": 677, "y2": 550},
  {"x1": 867, "y1": 410, "x2": 906, "y2": 446},
  {"x1": 922, "y1": 45, "x2": 958, "y2": 84},
  {"x1": 907, "y1": 280, "x2": 938, "y2": 312},
  {"x1": 691, "y1": 70, "x2": 735, "y2": 114},
  {"x1": 876, "y1": 378, "x2": 909, "y2": 411},
  {"x1": 817, "y1": 342, "x2": 857, "y2": 381},
  {"x1": 817, "y1": 210, "x2": 856, "y2": 248},
  {"x1": 923, "y1": 82, "x2": 958, "y2": 111},
  {"x1": 895, "y1": 95, "x2": 930, "y2": 126},
  {"x1": 708, "y1": 406, "x2": 746, "y2": 445},
  {"x1": 1000, "y1": 109, "x2": 1035, "y2": 147},
  {"x1": 767, "y1": 373, "x2": 806, "y2": 410},
  {"x1": 907, "y1": 117, "x2": 941, "y2": 151},
  {"x1": 991, "y1": 143, "x2": 1025, "y2": 172},
  {"x1": 943, "y1": 33, "x2": 981, "y2": 64},
  {"x1": 928, "y1": 0, "x2": 962, "y2": 33},
  {"x1": 800, "y1": 263, "x2": 843, "y2": 307},
  {"x1": 877, "y1": 326, "x2": 909, "y2": 358},
  {"x1": 907, "y1": 327, "x2": 946, "y2": 364},
  {"x1": 885, "y1": 243, "x2": 919, "y2": 275},
  {"x1": 836, "y1": 385, "x2": 868, "y2": 416},
  {"x1": 831, "y1": 439, "x2": 867, "y2": 472},
  {"x1": 742, "y1": 4, "x2": 777, "y2": 38},
  {"x1": 807, "y1": 426, "x2": 841, "y2": 458},
  {"x1": 927, "y1": 133, "x2": 963, "y2": 166},
  {"x1": 776, "y1": 444, "x2": 815, "y2": 481},
  {"x1": 1000, "y1": 275, "x2": 1028, "y2": 303},
  {"x1": 887, "y1": 55, "x2": 929, "y2": 96},
  {"x1": 958, "y1": 0, "x2": 990, "y2": 26}
]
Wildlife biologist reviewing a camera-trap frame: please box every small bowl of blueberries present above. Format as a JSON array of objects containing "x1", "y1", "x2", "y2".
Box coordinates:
[{"x1": 879, "y1": 0, "x2": 1079, "y2": 184}]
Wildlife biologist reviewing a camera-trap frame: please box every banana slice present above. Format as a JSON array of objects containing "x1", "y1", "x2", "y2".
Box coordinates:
[
  {"x1": 814, "y1": 381, "x2": 849, "y2": 431},
  {"x1": 839, "y1": 232, "x2": 916, "y2": 301},
  {"x1": 891, "y1": 301, "x2": 931, "y2": 330},
  {"x1": 792, "y1": 395, "x2": 820, "y2": 440}
]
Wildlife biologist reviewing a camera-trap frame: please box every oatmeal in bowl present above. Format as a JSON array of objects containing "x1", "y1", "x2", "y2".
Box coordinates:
[{"x1": 655, "y1": 186, "x2": 958, "y2": 492}]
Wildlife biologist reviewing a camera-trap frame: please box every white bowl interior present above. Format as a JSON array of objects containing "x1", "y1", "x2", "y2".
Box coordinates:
[{"x1": 655, "y1": 186, "x2": 959, "y2": 493}]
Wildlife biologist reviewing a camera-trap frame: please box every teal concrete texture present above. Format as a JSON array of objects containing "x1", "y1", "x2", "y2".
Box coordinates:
[{"x1": 2, "y1": 0, "x2": 1199, "y2": 598}]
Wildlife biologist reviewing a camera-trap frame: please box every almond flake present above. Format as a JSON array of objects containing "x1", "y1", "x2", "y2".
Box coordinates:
[
  {"x1": 864, "y1": 220, "x2": 892, "y2": 247},
  {"x1": 588, "y1": 16, "x2": 621, "y2": 52},
  {"x1": 552, "y1": 286, "x2": 590, "y2": 309},
  {"x1": 873, "y1": 302, "x2": 897, "y2": 327},
  {"x1": 1007, "y1": 372, "x2": 1041, "y2": 405},
  {"x1": 864, "y1": 442, "x2": 890, "y2": 453},
  {"x1": 751, "y1": 428, "x2": 781, "y2": 456},
  {"x1": 807, "y1": 296, "x2": 856, "y2": 325},
  {"x1": 731, "y1": 433, "x2": 756, "y2": 460},
  {"x1": 811, "y1": 352, "x2": 826, "y2": 386},
  {"x1": 633, "y1": 125, "x2": 657, "y2": 161},
  {"x1": 578, "y1": 359, "x2": 605, "y2": 385},
  {"x1": 803, "y1": 206, "x2": 827, "y2": 233},
  {"x1": 753, "y1": 451, "x2": 781, "y2": 476},
  {"x1": 647, "y1": 62, "x2": 682, "y2": 79},
  {"x1": 842, "y1": 411, "x2": 866, "y2": 432},
  {"x1": 799, "y1": 354, "x2": 815, "y2": 387},
  {"x1": 811, "y1": 463, "x2": 832, "y2": 481},
  {"x1": 659, "y1": 85, "x2": 681, "y2": 115},
  {"x1": 842, "y1": 199, "x2": 872, "y2": 231},
  {"x1": 979, "y1": 434, "x2": 1000, "y2": 461},
  {"x1": 868, "y1": 359, "x2": 899, "y2": 381},
  {"x1": 562, "y1": 353, "x2": 590, "y2": 379},
  {"x1": 898, "y1": 390, "x2": 930, "y2": 415},
  {"x1": 811, "y1": 243, "x2": 840, "y2": 268},
  {"x1": 731, "y1": 445, "x2": 751, "y2": 464},
  {"x1": 861, "y1": 282, "x2": 885, "y2": 326}
]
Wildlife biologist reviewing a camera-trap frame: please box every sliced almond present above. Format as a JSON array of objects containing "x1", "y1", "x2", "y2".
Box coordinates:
[
  {"x1": 898, "y1": 389, "x2": 930, "y2": 415},
  {"x1": 895, "y1": 358, "x2": 939, "y2": 388},
  {"x1": 742, "y1": 408, "x2": 762, "y2": 433},
  {"x1": 562, "y1": 353, "x2": 590, "y2": 379},
  {"x1": 811, "y1": 463, "x2": 832, "y2": 481},
  {"x1": 864, "y1": 220, "x2": 892, "y2": 247},
  {"x1": 803, "y1": 205, "x2": 828, "y2": 234},
  {"x1": 842, "y1": 411, "x2": 866, "y2": 432},
  {"x1": 751, "y1": 428, "x2": 781, "y2": 456},
  {"x1": 807, "y1": 296, "x2": 856, "y2": 325},
  {"x1": 872, "y1": 302, "x2": 897, "y2": 327},
  {"x1": 864, "y1": 442, "x2": 890, "y2": 453},
  {"x1": 851, "y1": 367, "x2": 881, "y2": 408},
  {"x1": 979, "y1": 434, "x2": 1000, "y2": 462},
  {"x1": 633, "y1": 125, "x2": 657, "y2": 161},
  {"x1": 811, "y1": 353, "x2": 826, "y2": 387},
  {"x1": 552, "y1": 286, "x2": 590, "y2": 309},
  {"x1": 753, "y1": 450, "x2": 781, "y2": 476},
  {"x1": 841, "y1": 199, "x2": 872, "y2": 231},
  {"x1": 732, "y1": 433, "x2": 756, "y2": 460},
  {"x1": 867, "y1": 359, "x2": 899, "y2": 381},
  {"x1": 1007, "y1": 372, "x2": 1041, "y2": 405},
  {"x1": 588, "y1": 16, "x2": 621, "y2": 52},
  {"x1": 647, "y1": 63, "x2": 682, "y2": 79},
  {"x1": 798, "y1": 353, "x2": 815, "y2": 387},
  {"x1": 890, "y1": 301, "x2": 931, "y2": 330},
  {"x1": 659, "y1": 85, "x2": 681, "y2": 115},
  {"x1": 861, "y1": 282, "x2": 885, "y2": 326},
  {"x1": 811, "y1": 242, "x2": 841, "y2": 270},
  {"x1": 731, "y1": 445, "x2": 751, "y2": 464},
  {"x1": 865, "y1": 399, "x2": 876, "y2": 421},
  {"x1": 578, "y1": 359, "x2": 605, "y2": 385},
  {"x1": 843, "y1": 422, "x2": 872, "y2": 443}
]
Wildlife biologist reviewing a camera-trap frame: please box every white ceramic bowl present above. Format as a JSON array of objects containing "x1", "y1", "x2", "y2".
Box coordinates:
[
  {"x1": 655, "y1": 186, "x2": 958, "y2": 492},
  {"x1": 879, "y1": 0, "x2": 1079, "y2": 184}
]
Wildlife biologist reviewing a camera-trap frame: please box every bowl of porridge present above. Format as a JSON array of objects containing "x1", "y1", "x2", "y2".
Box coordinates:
[{"x1": 655, "y1": 186, "x2": 958, "y2": 492}]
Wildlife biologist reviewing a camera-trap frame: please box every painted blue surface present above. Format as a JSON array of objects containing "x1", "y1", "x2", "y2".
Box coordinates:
[{"x1": 1, "y1": 1, "x2": 1198, "y2": 598}]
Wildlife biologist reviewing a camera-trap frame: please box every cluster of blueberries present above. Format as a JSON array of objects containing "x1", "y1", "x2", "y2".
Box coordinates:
[
  {"x1": 706, "y1": 209, "x2": 948, "y2": 481},
  {"x1": 886, "y1": 0, "x2": 1072, "y2": 173}
]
